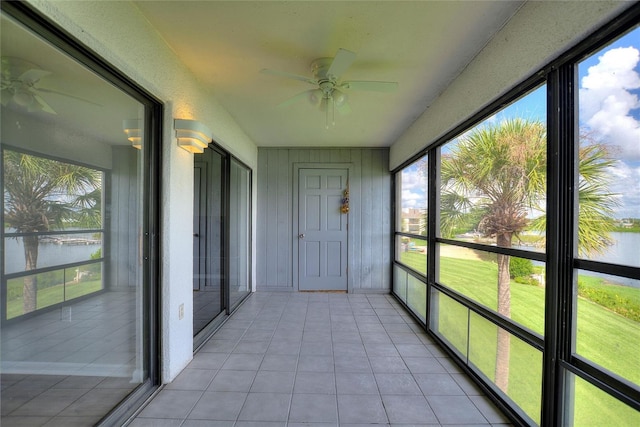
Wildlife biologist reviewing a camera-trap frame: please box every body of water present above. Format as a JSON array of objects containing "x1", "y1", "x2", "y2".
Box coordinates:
[
  {"x1": 514, "y1": 232, "x2": 639, "y2": 288},
  {"x1": 4, "y1": 234, "x2": 101, "y2": 275},
  {"x1": 584, "y1": 232, "x2": 640, "y2": 268},
  {"x1": 3, "y1": 231, "x2": 639, "y2": 285}
]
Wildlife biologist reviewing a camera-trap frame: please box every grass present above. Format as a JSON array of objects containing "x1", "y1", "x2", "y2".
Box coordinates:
[
  {"x1": 578, "y1": 275, "x2": 640, "y2": 321},
  {"x1": 6, "y1": 278, "x2": 103, "y2": 319},
  {"x1": 397, "y1": 250, "x2": 639, "y2": 426},
  {"x1": 399, "y1": 250, "x2": 427, "y2": 273}
]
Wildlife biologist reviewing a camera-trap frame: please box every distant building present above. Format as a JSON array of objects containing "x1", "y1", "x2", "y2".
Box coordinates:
[{"x1": 401, "y1": 208, "x2": 426, "y2": 234}]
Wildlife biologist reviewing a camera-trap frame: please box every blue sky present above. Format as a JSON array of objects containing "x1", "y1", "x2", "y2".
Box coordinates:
[
  {"x1": 402, "y1": 27, "x2": 640, "y2": 219},
  {"x1": 578, "y1": 28, "x2": 640, "y2": 218}
]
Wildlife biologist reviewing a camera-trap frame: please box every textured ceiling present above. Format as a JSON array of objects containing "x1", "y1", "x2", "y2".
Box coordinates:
[{"x1": 133, "y1": 1, "x2": 524, "y2": 147}]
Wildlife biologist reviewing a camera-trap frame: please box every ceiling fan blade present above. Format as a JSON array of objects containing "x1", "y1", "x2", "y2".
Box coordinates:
[
  {"x1": 340, "y1": 80, "x2": 398, "y2": 92},
  {"x1": 261, "y1": 68, "x2": 317, "y2": 85},
  {"x1": 327, "y1": 48, "x2": 356, "y2": 80},
  {"x1": 35, "y1": 87, "x2": 102, "y2": 106},
  {"x1": 30, "y1": 93, "x2": 57, "y2": 114},
  {"x1": 277, "y1": 89, "x2": 315, "y2": 108},
  {"x1": 19, "y1": 68, "x2": 51, "y2": 85}
]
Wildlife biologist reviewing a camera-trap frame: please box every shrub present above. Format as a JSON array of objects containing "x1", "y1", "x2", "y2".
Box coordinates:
[
  {"x1": 510, "y1": 257, "x2": 534, "y2": 279},
  {"x1": 514, "y1": 276, "x2": 539, "y2": 286}
]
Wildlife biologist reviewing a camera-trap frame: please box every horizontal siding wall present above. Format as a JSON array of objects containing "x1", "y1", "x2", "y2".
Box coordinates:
[{"x1": 257, "y1": 148, "x2": 391, "y2": 292}]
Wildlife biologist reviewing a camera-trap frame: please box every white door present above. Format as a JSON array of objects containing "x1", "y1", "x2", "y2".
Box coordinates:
[{"x1": 298, "y1": 168, "x2": 348, "y2": 291}]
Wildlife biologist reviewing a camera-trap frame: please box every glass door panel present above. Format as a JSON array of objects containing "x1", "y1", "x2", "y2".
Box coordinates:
[
  {"x1": 1, "y1": 8, "x2": 154, "y2": 425},
  {"x1": 229, "y1": 159, "x2": 251, "y2": 309},
  {"x1": 193, "y1": 149, "x2": 225, "y2": 336}
]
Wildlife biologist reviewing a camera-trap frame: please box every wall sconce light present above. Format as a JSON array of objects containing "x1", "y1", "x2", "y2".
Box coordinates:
[
  {"x1": 122, "y1": 119, "x2": 142, "y2": 149},
  {"x1": 174, "y1": 119, "x2": 212, "y2": 154}
]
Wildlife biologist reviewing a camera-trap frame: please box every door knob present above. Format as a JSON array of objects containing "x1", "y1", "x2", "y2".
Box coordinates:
[{"x1": 299, "y1": 233, "x2": 305, "y2": 239}]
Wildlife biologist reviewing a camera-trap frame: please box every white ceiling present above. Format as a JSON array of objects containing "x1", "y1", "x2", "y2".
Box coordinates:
[
  {"x1": 1, "y1": 1, "x2": 525, "y2": 149},
  {"x1": 133, "y1": 0, "x2": 525, "y2": 148}
]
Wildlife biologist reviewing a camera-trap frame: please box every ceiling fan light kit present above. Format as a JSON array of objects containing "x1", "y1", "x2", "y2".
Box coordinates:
[
  {"x1": 261, "y1": 48, "x2": 398, "y2": 128},
  {"x1": 1, "y1": 56, "x2": 101, "y2": 115},
  {"x1": 1, "y1": 56, "x2": 57, "y2": 114}
]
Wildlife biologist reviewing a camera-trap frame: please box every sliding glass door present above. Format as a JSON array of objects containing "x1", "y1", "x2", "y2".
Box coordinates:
[
  {"x1": 1, "y1": 3, "x2": 160, "y2": 425},
  {"x1": 193, "y1": 150, "x2": 252, "y2": 345},
  {"x1": 229, "y1": 159, "x2": 251, "y2": 309},
  {"x1": 193, "y1": 148, "x2": 226, "y2": 336}
]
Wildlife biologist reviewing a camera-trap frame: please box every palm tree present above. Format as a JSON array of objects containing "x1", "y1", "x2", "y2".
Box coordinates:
[
  {"x1": 440, "y1": 118, "x2": 616, "y2": 392},
  {"x1": 3, "y1": 149, "x2": 101, "y2": 314}
]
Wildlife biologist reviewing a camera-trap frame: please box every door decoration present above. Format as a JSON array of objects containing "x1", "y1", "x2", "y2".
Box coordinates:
[{"x1": 341, "y1": 187, "x2": 350, "y2": 214}]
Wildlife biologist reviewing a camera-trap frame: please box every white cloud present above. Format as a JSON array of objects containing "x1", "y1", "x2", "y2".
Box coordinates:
[
  {"x1": 579, "y1": 46, "x2": 640, "y2": 160},
  {"x1": 401, "y1": 166, "x2": 426, "y2": 192},
  {"x1": 609, "y1": 161, "x2": 640, "y2": 218},
  {"x1": 401, "y1": 189, "x2": 424, "y2": 208}
]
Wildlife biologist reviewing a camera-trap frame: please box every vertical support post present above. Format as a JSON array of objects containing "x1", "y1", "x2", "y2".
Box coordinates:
[{"x1": 544, "y1": 64, "x2": 577, "y2": 426}]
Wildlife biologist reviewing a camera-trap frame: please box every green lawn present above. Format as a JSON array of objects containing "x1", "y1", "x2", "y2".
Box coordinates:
[
  {"x1": 399, "y1": 250, "x2": 427, "y2": 273},
  {"x1": 6, "y1": 278, "x2": 103, "y2": 319},
  {"x1": 398, "y1": 251, "x2": 639, "y2": 426}
]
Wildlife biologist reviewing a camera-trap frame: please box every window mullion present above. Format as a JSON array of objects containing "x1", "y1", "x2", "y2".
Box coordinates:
[
  {"x1": 426, "y1": 148, "x2": 439, "y2": 330},
  {"x1": 543, "y1": 63, "x2": 577, "y2": 427}
]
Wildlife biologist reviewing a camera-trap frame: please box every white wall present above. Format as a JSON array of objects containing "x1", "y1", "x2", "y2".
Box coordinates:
[
  {"x1": 26, "y1": 0, "x2": 259, "y2": 383},
  {"x1": 390, "y1": 0, "x2": 632, "y2": 170}
]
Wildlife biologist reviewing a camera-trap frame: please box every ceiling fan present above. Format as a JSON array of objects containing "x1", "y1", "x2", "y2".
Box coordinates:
[
  {"x1": 1, "y1": 57, "x2": 98, "y2": 115},
  {"x1": 261, "y1": 48, "x2": 398, "y2": 127}
]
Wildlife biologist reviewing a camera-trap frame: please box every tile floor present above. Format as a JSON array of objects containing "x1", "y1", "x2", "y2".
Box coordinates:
[
  {"x1": 1, "y1": 291, "x2": 142, "y2": 426},
  {"x1": 130, "y1": 292, "x2": 512, "y2": 427}
]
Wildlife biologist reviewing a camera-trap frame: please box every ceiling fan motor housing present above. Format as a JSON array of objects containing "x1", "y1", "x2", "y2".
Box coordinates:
[{"x1": 311, "y1": 57, "x2": 334, "y2": 81}]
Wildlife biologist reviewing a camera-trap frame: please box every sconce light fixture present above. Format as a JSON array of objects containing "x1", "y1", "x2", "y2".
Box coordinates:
[
  {"x1": 122, "y1": 119, "x2": 142, "y2": 149},
  {"x1": 174, "y1": 119, "x2": 212, "y2": 154}
]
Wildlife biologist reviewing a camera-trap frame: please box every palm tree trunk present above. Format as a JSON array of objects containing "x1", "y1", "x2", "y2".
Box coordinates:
[
  {"x1": 495, "y1": 232, "x2": 511, "y2": 392},
  {"x1": 22, "y1": 235, "x2": 39, "y2": 314}
]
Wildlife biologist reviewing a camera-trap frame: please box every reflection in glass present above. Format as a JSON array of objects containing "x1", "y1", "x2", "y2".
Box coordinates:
[
  {"x1": 574, "y1": 270, "x2": 639, "y2": 386},
  {"x1": 565, "y1": 371, "x2": 640, "y2": 426},
  {"x1": 1, "y1": 10, "x2": 148, "y2": 424}
]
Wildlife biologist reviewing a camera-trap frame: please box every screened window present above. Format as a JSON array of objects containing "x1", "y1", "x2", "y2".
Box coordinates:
[
  {"x1": 437, "y1": 85, "x2": 547, "y2": 331},
  {"x1": 394, "y1": 155, "x2": 428, "y2": 318},
  {"x1": 395, "y1": 156, "x2": 428, "y2": 278},
  {"x1": 392, "y1": 14, "x2": 640, "y2": 425},
  {"x1": 569, "y1": 24, "x2": 640, "y2": 427},
  {"x1": 431, "y1": 86, "x2": 547, "y2": 424}
]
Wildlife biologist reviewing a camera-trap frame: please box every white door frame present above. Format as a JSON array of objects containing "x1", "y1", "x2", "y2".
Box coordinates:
[{"x1": 292, "y1": 162, "x2": 354, "y2": 292}]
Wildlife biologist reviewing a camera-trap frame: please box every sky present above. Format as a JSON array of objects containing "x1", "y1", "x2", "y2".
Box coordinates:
[
  {"x1": 401, "y1": 26, "x2": 640, "y2": 220},
  {"x1": 578, "y1": 28, "x2": 640, "y2": 219}
]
